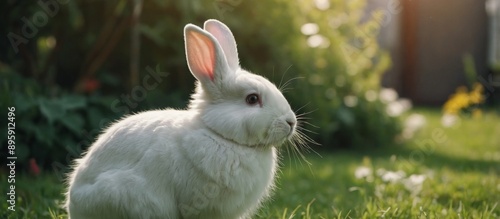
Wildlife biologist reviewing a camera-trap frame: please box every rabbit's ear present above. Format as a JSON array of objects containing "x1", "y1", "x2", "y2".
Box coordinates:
[
  {"x1": 204, "y1": 19, "x2": 240, "y2": 72},
  {"x1": 184, "y1": 24, "x2": 230, "y2": 84}
]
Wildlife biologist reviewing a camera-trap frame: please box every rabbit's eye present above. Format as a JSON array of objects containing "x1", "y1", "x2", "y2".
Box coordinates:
[{"x1": 246, "y1": 93, "x2": 260, "y2": 106}]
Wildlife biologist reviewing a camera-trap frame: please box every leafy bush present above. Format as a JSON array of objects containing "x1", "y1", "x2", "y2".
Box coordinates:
[
  {"x1": 2, "y1": 0, "x2": 403, "y2": 171},
  {"x1": 0, "y1": 70, "x2": 120, "y2": 172}
]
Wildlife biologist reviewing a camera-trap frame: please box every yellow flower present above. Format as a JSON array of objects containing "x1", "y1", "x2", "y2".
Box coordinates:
[
  {"x1": 443, "y1": 91, "x2": 470, "y2": 115},
  {"x1": 442, "y1": 83, "x2": 485, "y2": 116},
  {"x1": 456, "y1": 86, "x2": 468, "y2": 94},
  {"x1": 469, "y1": 83, "x2": 485, "y2": 104}
]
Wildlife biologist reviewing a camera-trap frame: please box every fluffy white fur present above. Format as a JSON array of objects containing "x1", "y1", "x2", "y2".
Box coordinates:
[{"x1": 66, "y1": 19, "x2": 296, "y2": 219}]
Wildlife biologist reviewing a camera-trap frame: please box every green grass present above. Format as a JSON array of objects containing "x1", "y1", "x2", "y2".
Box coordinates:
[
  {"x1": 257, "y1": 108, "x2": 500, "y2": 218},
  {"x1": 2, "y1": 108, "x2": 499, "y2": 218}
]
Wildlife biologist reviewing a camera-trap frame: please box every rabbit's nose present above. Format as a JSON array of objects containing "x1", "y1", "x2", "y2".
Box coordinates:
[{"x1": 286, "y1": 119, "x2": 295, "y2": 129}]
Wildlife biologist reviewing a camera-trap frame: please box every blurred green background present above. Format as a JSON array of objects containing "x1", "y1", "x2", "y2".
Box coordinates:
[
  {"x1": 1, "y1": 0, "x2": 500, "y2": 218},
  {"x1": 1, "y1": 0, "x2": 404, "y2": 170}
]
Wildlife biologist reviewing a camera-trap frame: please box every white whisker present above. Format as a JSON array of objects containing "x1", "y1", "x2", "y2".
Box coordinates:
[
  {"x1": 294, "y1": 102, "x2": 312, "y2": 114},
  {"x1": 279, "y1": 76, "x2": 304, "y2": 93},
  {"x1": 278, "y1": 64, "x2": 293, "y2": 90},
  {"x1": 299, "y1": 121, "x2": 320, "y2": 129},
  {"x1": 297, "y1": 126, "x2": 318, "y2": 135}
]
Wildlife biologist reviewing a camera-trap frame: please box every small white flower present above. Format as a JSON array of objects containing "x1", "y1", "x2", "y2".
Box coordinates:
[
  {"x1": 376, "y1": 168, "x2": 387, "y2": 176},
  {"x1": 307, "y1": 34, "x2": 329, "y2": 48},
  {"x1": 408, "y1": 174, "x2": 426, "y2": 185},
  {"x1": 344, "y1": 95, "x2": 358, "y2": 107},
  {"x1": 301, "y1": 23, "x2": 319, "y2": 35},
  {"x1": 314, "y1": 0, "x2": 330, "y2": 10},
  {"x1": 381, "y1": 170, "x2": 406, "y2": 183},
  {"x1": 387, "y1": 99, "x2": 412, "y2": 117},
  {"x1": 386, "y1": 102, "x2": 402, "y2": 117},
  {"x1": 441, "y1": 114, "x2": 458, "y2": 127},
  {"x1": 365, "y1": 90, "x2": 377, "y2": 102},
  {"x1": 354, "y1": 166, "x2": 372, "y2": 179},
  {"x1": 402, "y1": 113, "x2": 426, "y2": 139},
  {"x1": 405, "y1": 114, "x2": 426, "y2": 130},
  {"x1": 403, "y1": 174, "x2": 426, "y2": 194},
  {"x1": 379, "y1": 88, "x2": 398, "y2": 103}
]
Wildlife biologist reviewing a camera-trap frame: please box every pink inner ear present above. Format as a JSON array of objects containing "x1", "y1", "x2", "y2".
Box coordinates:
[
  {"x1": 187, "y1": 31, "x2": 215, "y2": 81},
  {"x1": 205, "y1": 21, "x2": 239, "y2": 72}
]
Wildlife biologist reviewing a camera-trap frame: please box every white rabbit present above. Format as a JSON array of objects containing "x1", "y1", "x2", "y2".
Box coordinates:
[{"x1": 65, "y1": 19, "x2": 297, "y2": 219}]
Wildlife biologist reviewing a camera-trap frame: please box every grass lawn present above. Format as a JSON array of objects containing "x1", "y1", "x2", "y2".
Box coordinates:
[{"x1": 2, "y1": 108, "x2": 499, "y2": 218}]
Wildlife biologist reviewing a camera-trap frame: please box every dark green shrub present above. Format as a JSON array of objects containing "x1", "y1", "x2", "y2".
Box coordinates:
[
  {"x1": 0, "y1": 70, "x2": 120, "y2": 173},
  {"x1": 1, "y1": 0, "x2": 402, "y2": 172}
]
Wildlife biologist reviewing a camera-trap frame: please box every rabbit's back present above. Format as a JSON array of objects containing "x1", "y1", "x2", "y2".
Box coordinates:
[
  {"x1": 70, "y1": 109, "x2": 197, "y2": 177},
  {"x1": 67, "y1": 109, "x2": 197, "y2": 219}
]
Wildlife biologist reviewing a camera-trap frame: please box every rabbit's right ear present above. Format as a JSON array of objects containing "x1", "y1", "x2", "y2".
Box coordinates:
[
  {"x1": 204, "y1": 19, "x2": 240, "y2": 73},
  {"x1": 184, "y1": 24, "x2": 230, "y2": 87}
]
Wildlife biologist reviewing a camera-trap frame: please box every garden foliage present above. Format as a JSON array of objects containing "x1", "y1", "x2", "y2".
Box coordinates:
[{"x1": 1, "y1": 0, "x2": 401, "y2": 170}]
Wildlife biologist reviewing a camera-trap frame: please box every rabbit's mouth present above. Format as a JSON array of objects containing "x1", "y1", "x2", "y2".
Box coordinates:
[
  {"x1": 203, "y1": 124, "x2": 272, "y2": 148},
  {"x1": 287, "y1": 129, "x2": 296, "y2": 139}
]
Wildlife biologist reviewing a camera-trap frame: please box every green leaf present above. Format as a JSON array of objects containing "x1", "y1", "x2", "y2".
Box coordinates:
[
  {"x1": 15, "y1": 142, "x2": 30, "y2": 162},
  {"x1": 337, "y1": 107, "x2": 355, "y2": 127},
  {"x1": 60, "y1": 113, "x2": 85, "y2": 136},
  {"x1": 13, "y1": 93, "x2": 37, "y2": 112},
  {"x1": 58, "y1": 95, "x2": 87, "y2": 110},
  {"x1": 87, "y1": 107, "x2": 105, "y2": 128},
  {"x1": 33, "y1": 123, "x2": 56, "y2": 146},
  {"x1": 38, "y1": 98, "x2": 66, "y2": 123},
  {"x1": 97, "y1": 72, "x2": 120, "y2": 87},
  {"x1": 88, "y1": 95, "x2": 116, "y2": 108},
  {"x1": 139, "y1": 24, "x2": 166, "y2": 46}
]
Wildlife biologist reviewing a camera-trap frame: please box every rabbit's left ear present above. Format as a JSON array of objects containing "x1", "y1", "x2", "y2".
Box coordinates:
[
  {"x1": 184, "y1": 24, "x2": 230, "y2": 86},
  {"x1": 204, "y1": 19, "x2": 240, "y2": 73}
]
